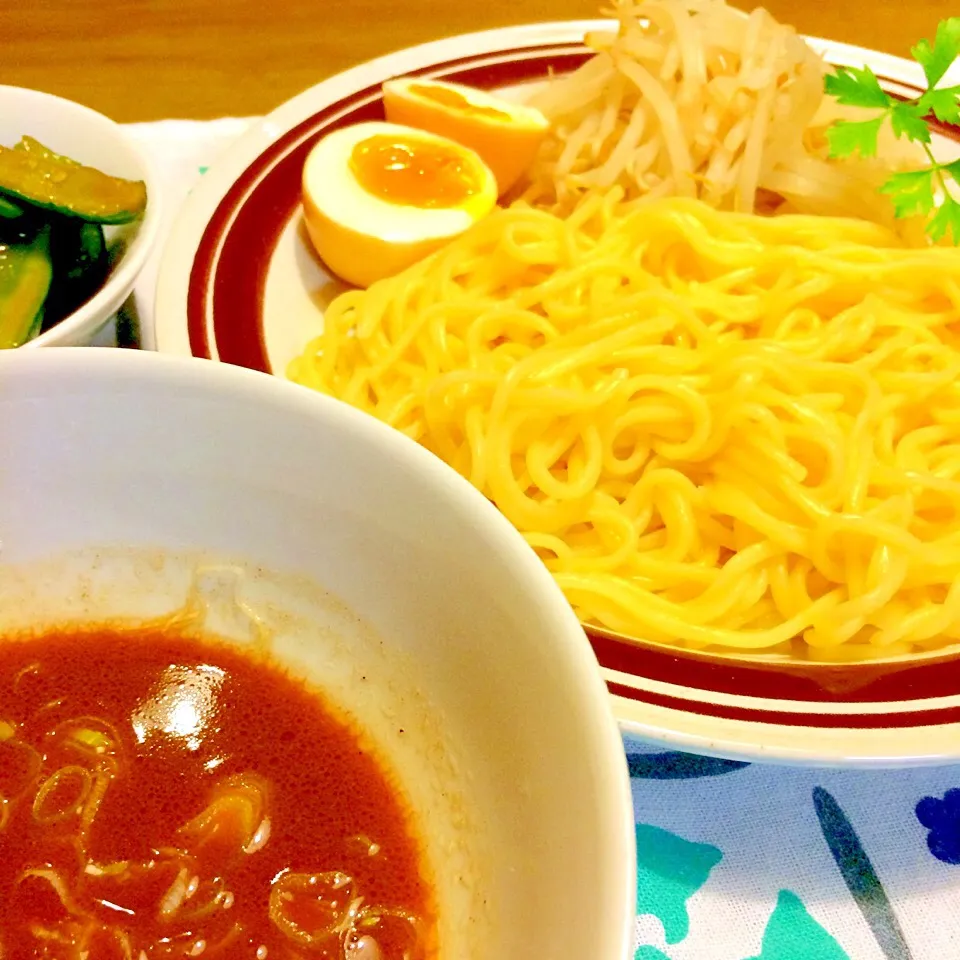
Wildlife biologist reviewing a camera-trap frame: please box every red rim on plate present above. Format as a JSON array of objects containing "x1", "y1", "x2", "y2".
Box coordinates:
[{"x1": 182, "y1": 38, "x2": 960, "y2": 735}]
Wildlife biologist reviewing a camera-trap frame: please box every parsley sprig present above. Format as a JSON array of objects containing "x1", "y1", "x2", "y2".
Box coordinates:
[{"x1": 824, "y1": 17, "x2": 960, "y2": 244}]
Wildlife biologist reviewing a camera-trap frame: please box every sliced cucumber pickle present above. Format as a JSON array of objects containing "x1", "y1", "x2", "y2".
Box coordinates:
[
  {"x1": 0, "y1": 195, "x2": 22, "y2": 218},
  {"x1": 14, "y1": 135, "x2": 81, "y2": 166},
  {"x1": 42, "y1": 219, "x2": 108, "y2": 327},
  {"x1": 0, "y1": 224, "x2": 53, "y2": 348},
  {"x1": 0, "y1": 139, "x2": 146, "y2": 224}
]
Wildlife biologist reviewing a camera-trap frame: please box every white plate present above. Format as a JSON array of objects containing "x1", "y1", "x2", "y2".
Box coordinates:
[{"x1": 154, "y1": 21, "x2": 960, "y2": 767}]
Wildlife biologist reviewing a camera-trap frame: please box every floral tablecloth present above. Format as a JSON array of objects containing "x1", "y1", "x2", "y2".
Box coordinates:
[{"x1": 102, "y1": 118, "x2": 960, "y2": 960}]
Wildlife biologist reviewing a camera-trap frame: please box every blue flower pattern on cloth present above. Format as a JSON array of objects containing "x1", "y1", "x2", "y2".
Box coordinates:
[
  {"x1": 635, "y1": 823, "x2": 722, "y2": 945},
  {"x1": 744, "y1": 891, "x2": 851, "y2": 960},
  {"x1": 812, "y1": 787, "x2": 911, "y2": 959},
  {"x1": 627, "y1": 751, "x2": 750, "y2": 779},
  {"x1": 916, "y1": 787, "x2": 960, "y2": 865}
]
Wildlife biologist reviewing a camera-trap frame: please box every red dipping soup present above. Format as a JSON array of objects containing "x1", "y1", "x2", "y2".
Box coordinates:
[{"x1": 0, "y1": 627, "x2": 435, "y2": 960}]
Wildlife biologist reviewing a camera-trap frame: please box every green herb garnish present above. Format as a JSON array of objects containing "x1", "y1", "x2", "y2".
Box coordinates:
[{"x1": 824, "y1": 17, "x2": 960, "y2": 244}]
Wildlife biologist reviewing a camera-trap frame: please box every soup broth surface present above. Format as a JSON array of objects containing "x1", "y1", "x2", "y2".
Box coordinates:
[{"x1": 0, "y1": 627, "x2": 434, "y2": 960}]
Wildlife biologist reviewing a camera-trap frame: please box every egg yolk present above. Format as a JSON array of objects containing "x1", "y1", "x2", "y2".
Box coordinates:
[
  {"x1": 348, "y1": 134, "x2": 482, "y2": 208},
  {"x1": 407, "y1": 83, "x2": 512, "y2": 121}
]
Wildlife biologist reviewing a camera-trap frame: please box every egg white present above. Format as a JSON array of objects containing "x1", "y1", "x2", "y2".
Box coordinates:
[
  {"x1": 303, "y1": 121, "x2": 497, "y2": 243},
  {"x1": 384, "y1": 77, "x2": 550, "y2": 130}
]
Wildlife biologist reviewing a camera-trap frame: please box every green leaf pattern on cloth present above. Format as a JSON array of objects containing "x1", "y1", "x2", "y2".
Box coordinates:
[
  {"x1": 635, "y1": 823, "x2": 722, "y2": 944},
  {"x1": 744, "y1": 891, "x2": 852, "y2": 960}
]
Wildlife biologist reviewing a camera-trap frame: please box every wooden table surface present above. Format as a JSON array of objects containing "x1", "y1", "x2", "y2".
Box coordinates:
[{"x1": 3, "y1": 0, "x2": 953, "y2": 123}]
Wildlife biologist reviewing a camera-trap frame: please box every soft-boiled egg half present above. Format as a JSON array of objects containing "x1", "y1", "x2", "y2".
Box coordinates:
[
  {"x1": 301, "y1": 121, "x2": 498, "y2": 288},
  {"x1": 382, "y1": 77, "x2": 550, "y2": 195}
]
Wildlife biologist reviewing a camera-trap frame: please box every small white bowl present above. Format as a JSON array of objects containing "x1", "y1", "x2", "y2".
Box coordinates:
[
  {"x1": 0, "y1": 348, "x2": 635, "y2": 960},
  {"x1": 0, "y1": 85, "x2": 161, "y2": 347}
]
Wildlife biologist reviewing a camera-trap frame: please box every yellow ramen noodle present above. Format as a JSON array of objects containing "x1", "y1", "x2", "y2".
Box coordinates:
[{"x1": 290, "y1": 197, "x2": 960, "y2": 659}]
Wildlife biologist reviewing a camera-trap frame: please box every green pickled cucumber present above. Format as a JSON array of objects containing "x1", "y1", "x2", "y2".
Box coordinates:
[
  {"x1": 0, "y1": 224, "x2": 52, "y2": 348},
  {"x1": 42, "y1": 219, "x2": 107, "y2": 328},
  {"x1": 14, "y1": 135, "x2": 80, "y2": 166},
  {"x1": 0, "y1": 139, "x2": 146, "y2": 224},
  {"x1": 0, "y1": 196, "x2": 22, "y2": 218}
]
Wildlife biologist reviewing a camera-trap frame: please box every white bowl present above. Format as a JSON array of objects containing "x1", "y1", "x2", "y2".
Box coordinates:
[
  {"x1": 0, "y1": 348, "x2": 635, "y2": 960},
  {"x1": 0, "y1": 85, "x2": 161, "y2": 346}
]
